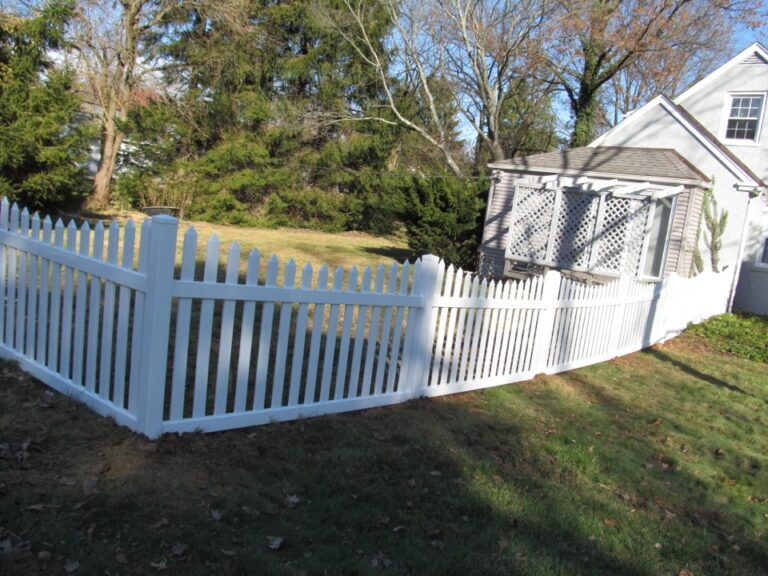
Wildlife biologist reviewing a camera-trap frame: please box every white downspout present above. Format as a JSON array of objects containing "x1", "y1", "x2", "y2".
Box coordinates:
[{"x1": 728, "y1": 188, "x2": 761, "y2": 311}]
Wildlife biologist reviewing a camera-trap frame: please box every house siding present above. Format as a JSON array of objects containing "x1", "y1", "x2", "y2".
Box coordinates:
[{"x1": 479, "y1": 173, "x2": 516, "y2": 277}]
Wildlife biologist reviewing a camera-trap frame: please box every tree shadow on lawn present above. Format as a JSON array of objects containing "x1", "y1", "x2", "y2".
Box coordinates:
[
  {"x1": 1, "y1": 358, "x2": 767, "y2": 576},
  {"x1": 645, "y1": 347, "x2": 767, "y2": 403},
  {"x1": 360, "y1": 246, "x2": 416, "y2": 263}
]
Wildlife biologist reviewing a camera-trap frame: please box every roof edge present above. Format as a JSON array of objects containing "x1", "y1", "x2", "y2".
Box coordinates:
[
  {"x1": 588, "y1": 94, "x2": 765, "y2": 188},
  {"x1": 487, "y1": 163, "x2": 709, "y2": 187},
  {"x1": 674, "y1": 41, "x2": 768, "y2": 105}
]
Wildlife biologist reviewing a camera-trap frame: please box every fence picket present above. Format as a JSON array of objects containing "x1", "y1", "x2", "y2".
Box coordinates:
[
  {"x1": 59, "y1": 220, "x2": 77, "y2": 378},
  {"x1": 85, "y1": 222, "x2": 104, "y2": 393},
  {"x1": 386, "y1": 261, "x2": 410, "y2": 394},
  {"x1": 5, "y1": 204, "x2": 19, "y2": 347},
  {"x1": 25, "y1": 213, "x2": 40, "y2": 356},
  {"x1": 193, "y1": 235, "x2": 220, "y2": 418},
  {"x1": 0, "y1": 200, "x2": 9, "y2": 344},
  {"x1": 334, "y1": 267, "x2": 357, "y2": 400},
  {"x1": 46, "y1": 220, "x2": 64, "y2": 370},
  {"x1": 373, "y1": 264, "x2": 397, "y2": 396},
  {"x1": 360, "y1": 265, "x2": 385, "y2": 396},
  {"x1": 213, "y1": 242, "x2": 241, "y2": 415},
  {"x1": 271, "y1": 259, "x2": 296, "y2": 408},
  {"x1": 128, "y1": 219, "x2": 152, "y2": 414},
  {"x1": 288, "y1": 262, "x2": 312, "y2": 407},
  {"x1": 15, "y1": 208, "x2": 28, "y2": 353},
  {"x1": 36, "y1": 217, "x2": 52, "y2": 363},
  {"x1": 319, "y1": 266, "x2": 344, "y2": 402},
  {"x1": 303, "y1": 264, "x2": 328, "y2": 404},
  {"x1": 72, "y1": 222, "x2": 90, "y2": 385},
  {"x1": 348, "y1": 266, "x2": 371, "y2": 398},
  {"x1": 112, "y1": 220, "x2": 135, "y2": 409},
  {"x1": 233, "y1": 249, "x2": 260, "y2": 413},
  {"x1": 98, "y1": 222, "x2": 120, "y2": 400},
  {"x1": 430, "y1": 264, "x2": 454, "y2": 388},
  {"x1": 170, "y1": 227, "x2": 197, "y2": 419},
  {"x1": 254, "y1": 256, "x2": 279, "y2": 411}
]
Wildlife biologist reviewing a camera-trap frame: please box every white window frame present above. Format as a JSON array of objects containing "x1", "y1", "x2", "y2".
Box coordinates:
[
  {"x1": 638, "y1": 196, "x2": 676, "y2": 281},
  {"x1": 720, "y1": 92, "x2": 766, "y2": 146},
  {"x1": 756, "y1": 233, "x2": 768, "y2": 268}
]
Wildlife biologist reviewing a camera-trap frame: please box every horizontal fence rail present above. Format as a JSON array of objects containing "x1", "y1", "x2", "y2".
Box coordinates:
[{"x1": 0, "y1": 199, "x2": 733, "y2": 438}]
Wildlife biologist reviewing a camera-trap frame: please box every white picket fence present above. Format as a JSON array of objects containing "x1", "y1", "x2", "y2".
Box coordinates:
[{"x1": 0, "y1": 200, "x2": 732, "y2": 438}]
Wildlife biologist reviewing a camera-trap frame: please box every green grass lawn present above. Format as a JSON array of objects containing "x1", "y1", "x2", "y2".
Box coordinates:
[{"x1": 1, "y1": 318, "x2": 766, "y2": 575}]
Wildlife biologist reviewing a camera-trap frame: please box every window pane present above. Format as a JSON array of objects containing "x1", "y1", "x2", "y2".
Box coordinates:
[
  {"x1": 643, "y1": 198, "x2": 673, "y2": 277},
  {"x1": 726, "y1": 119, "x2": 757, "y2": 140},
  {"x1": 761, "y1": 238, "x2": 768, "y2": 265},
  {"x1": 727, "y1": 95, "x2": 763, "y2": 140}
]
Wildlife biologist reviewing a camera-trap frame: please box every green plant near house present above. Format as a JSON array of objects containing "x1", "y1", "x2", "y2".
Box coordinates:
[{"x1": 702, "y1": 186, "x2": 728, "y2": 272}]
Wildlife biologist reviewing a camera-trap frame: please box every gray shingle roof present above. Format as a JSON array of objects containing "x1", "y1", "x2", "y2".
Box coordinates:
[{"x1": 490, "y1": 147, "x2": 710, "y2": 184}]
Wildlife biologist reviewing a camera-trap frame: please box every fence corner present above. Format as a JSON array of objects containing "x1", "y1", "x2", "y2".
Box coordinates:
[
  {"x1": 135, "y1": 215, "x2": 178, "y2": 439},
  {"x1": 401, "y1": 254, "x2": 443, "y2": 398}
]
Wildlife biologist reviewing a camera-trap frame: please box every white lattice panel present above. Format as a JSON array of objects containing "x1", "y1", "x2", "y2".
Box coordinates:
[
  {"x1": 623, "y1": 200, "x2": 651, "y2": 275},
  {"x1": 507, "y1": 186, "x2": 556, "y2": 261},
  {"x1": 594, "y1": 197, "x2": 650, "y2": 275},
  {"x1": 550, "y1": 190, "x2": 599, "y2": 268}
]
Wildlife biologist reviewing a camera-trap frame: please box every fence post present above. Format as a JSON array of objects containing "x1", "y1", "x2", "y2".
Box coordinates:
[
  {"x1": 135, "y1": 215, "x2": 178, "y2": 439},
  {"x1": 531, "y1": 270, "x2": 561, "y2": 374},
  {"x1": 400, "y1": 254, "x2": 442, "y2": 398},
  {"x1": 608, "y1": 275, "x2": 631, "y2": 357}
]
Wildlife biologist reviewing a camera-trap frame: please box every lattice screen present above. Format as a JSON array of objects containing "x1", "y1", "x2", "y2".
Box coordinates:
[
  {"x1": 551, "y1": 189, "x2": 600, "y2": 269},
  {"x1": 507, "y1": 186, "x2": 556, "y2": 261},
  {"x1": 506, "y1": 185, "x2": 652, "y2": 277}
]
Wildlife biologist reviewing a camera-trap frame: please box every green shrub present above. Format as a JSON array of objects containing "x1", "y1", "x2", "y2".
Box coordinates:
[
  {"x1": 403, "y1": 175, "x2": 486, "y2": 269},
  {"x1": 689, "y1": 313, "x2": 768, "y2": 363}
]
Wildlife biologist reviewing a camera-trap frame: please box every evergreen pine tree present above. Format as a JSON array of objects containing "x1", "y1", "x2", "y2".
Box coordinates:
[{"x1": 0, "y1": 1, "x2": 88, "y2": 209}]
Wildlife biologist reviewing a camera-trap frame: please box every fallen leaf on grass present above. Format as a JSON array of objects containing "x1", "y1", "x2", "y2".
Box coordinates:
[
  {"x1": 603, "y1": 518, "x2": 617, "y2": 527},
  {"x1": 679, "y1": 570, "x2": 694, "y2": 576},
  {"x1": 714, "y1": 448, "x2": 726, "y2": 459},
  {"x1": 115, "y1": 553, "x2": 128, "y2": 564},
  {"x1": 150, "y1": 559, "x2": 168, "y2": 570},
  {"x1": 171, "y1": 543, "x2": 187, "y2": 557},
  {"x1": 221, "y1": 549, "x2": 236, "y2": 557},
  {"x1": 210, "y1": 509, "x2": 223, "y2": 521},
  {"x1": 266, "y1": 536, "x2": 283, "y2": 550},
  {"x1": 498, "y1": 535, "x2": 508, "y2": 552},
  {"x1": 284, "y1": 494, "x2": 301, "y2": 508},
  {"x1": 0, "y1": 539, "x2": 12, "y2": 553},
  {"x1": 150, "y1": 518, "x2": 169, "y2": 529},
  {"x1": 26, "y1": 503, "x2": 46, "y2": 512},
  {"x1": 81, "y1": 479, "x2": 98, "y2": 496},
  {"x1": 64, "y1": 559, "x2": 80, "y2": 573}
]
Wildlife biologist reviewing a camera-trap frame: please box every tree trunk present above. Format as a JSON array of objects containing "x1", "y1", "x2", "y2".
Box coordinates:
[
  {"x1": 87, "y1": 113, "x2": 123, "y2": 210},
  {"x1": 570, "y1": 95, "x2": 598, "y2": 147}
]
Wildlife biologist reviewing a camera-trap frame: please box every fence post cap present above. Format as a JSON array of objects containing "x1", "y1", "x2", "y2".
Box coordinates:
[{"x1": 150, "y1": 214, "x2": 179, "y2": 225}]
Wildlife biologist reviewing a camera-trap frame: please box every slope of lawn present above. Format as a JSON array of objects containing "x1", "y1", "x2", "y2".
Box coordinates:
[
  {"x1": 1, "y1": 316, "x2": 766, "y2": 575},
  {"x1": 71, "y1": 210, "x2": 414, "y2": 273}
]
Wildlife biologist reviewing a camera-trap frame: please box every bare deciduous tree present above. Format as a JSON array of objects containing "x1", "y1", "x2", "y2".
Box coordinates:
[
  {"x1": 69, "y1": 0, "x2": 173, "y2": 209},
  {"x1": 322, "y1": 0, "x2": 548, "y2": 176},
  {"x1": 543, "y1": 0, "x2": 764, "y2": 147}
]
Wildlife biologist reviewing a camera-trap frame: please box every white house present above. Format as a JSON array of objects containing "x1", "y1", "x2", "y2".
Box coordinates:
[{"x1": 479, "y1": 42, "x2": 768, "y2": 315}]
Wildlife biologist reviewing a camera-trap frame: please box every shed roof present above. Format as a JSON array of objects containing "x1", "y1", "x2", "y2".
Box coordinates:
[{"x1": 489, "y1": 147, "x2": 710, "y2": 185}]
